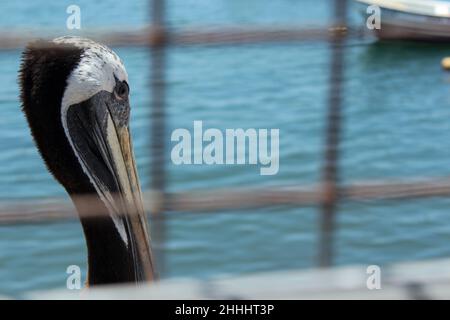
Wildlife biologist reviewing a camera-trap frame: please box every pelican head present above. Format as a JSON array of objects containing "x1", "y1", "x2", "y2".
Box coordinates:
[{"x1": 19, "y1": 36, "x2": 155, "y2": 285}]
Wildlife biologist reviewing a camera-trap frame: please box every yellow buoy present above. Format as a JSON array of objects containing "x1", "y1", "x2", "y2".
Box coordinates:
[{"x1": 442, "y1": 57, "x2": 450, "y2": 70}]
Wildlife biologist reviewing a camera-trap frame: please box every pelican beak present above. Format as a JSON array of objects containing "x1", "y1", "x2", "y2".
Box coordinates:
[{"x1": 65, "y1": 89, "x2": 155, "y2": 282}]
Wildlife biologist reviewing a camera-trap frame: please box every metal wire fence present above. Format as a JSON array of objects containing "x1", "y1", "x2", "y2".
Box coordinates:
[{"x1": 0, "y1": 0, "x2": 448, "y2": 278}]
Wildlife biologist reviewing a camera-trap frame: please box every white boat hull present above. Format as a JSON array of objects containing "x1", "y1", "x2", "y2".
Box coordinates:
[{"x1": 356, "y1": 0, "x2": 450, "y2": 41}]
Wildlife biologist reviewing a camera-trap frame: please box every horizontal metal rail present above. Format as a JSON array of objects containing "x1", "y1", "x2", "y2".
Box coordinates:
[
  {"x1": 0, "y1": 25, "x2": 362, "y2": 50},
  {"x1": 0, "y1": 177, "x2": 449, "y2": 225}
]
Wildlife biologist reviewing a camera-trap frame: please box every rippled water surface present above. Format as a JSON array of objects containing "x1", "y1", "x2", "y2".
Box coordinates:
[{"x1": 1, "y1": 1, "x2": 450, "y2": 296}]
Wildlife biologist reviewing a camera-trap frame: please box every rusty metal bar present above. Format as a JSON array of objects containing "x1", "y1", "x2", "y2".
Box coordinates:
[
  {"x1": 0, "y1": 26, "x2": 362, "y2": 50},
  {"x1": 318, "y1": 0, "x2": 348, "y2": 268},
  {"x1": 150, "y1": 0, "x2": 167, "y2": 278},
  {"x1": 1, "y1": 177, "x2": 450, "y2": 225},
  {"x1": 170, "y1": 26, "x2": 354, "y2": 45}
]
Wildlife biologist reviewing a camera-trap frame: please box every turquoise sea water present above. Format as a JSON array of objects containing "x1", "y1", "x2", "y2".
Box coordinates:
[{"x1": 2, "y1": 1, "x2": 450, "y2": 297}]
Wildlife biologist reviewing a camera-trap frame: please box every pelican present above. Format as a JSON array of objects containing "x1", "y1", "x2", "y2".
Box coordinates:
[{"x1": 18, "y1": 36, "x2": 155, "y2": 285}]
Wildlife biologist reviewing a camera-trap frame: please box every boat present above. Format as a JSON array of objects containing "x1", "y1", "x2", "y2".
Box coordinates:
[{"x1": 355, "y1": 0, "x2": 450, "y2": 41}]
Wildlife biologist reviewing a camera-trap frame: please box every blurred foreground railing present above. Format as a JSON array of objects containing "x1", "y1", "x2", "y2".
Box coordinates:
[
  {"x1": 2, "y1": 0, "x2": 449, "y2": 279},
  {"x1": 1, "y1": 177, "x2": 450, "y2": 225},
  {"x1": 0, "y1": 26, "x2": 361, "y2": 50}
]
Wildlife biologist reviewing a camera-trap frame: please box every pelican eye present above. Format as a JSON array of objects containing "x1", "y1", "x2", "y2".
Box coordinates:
[{"x1": 114, "y1": 81, "x2": 129, "y2": 100}]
